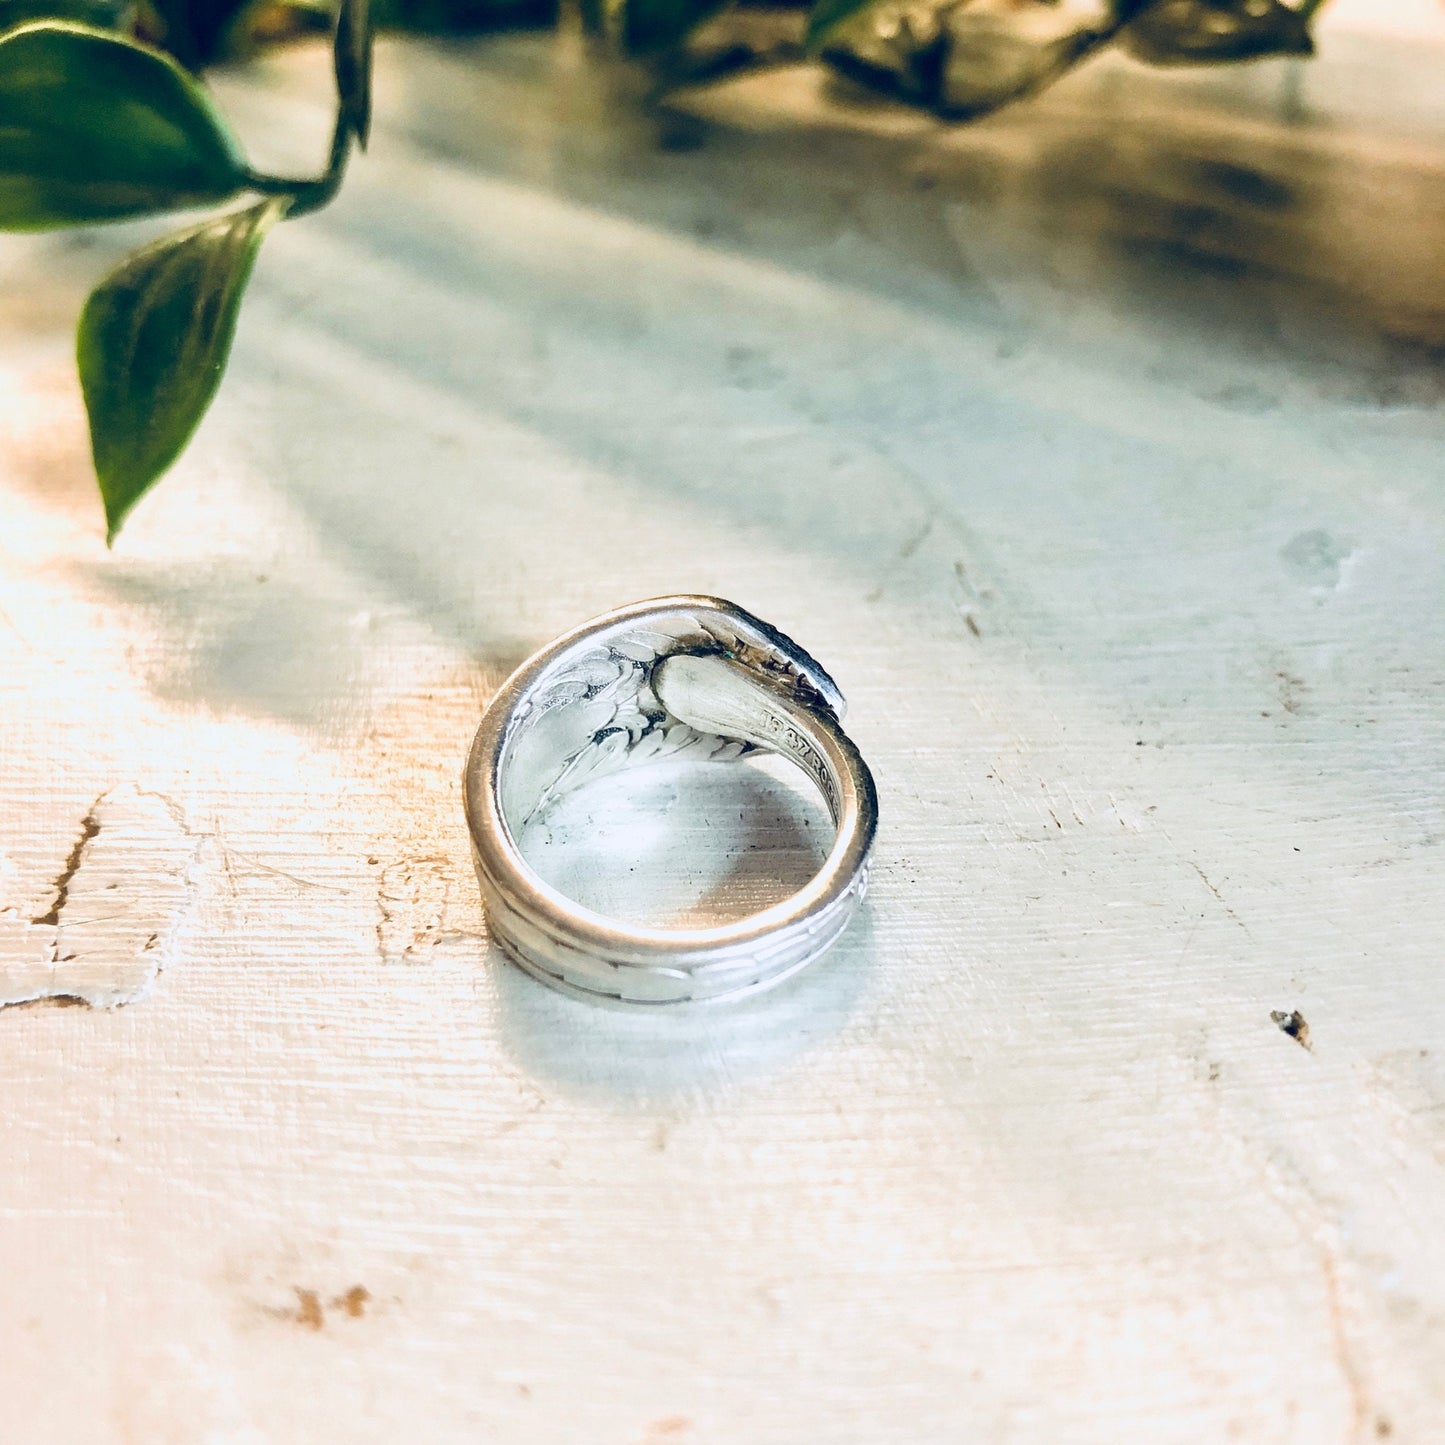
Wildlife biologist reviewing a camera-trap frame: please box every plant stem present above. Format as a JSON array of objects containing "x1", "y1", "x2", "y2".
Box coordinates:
[
  {"x1": 271, "y1": 104, "x2": 352, "y2": 218},
  {"x1": 238, "y1": 1, "x2": 359, "y2": 219},
  {"x1": 240, "y1": 104, "x2": 350, "y2": 217}
]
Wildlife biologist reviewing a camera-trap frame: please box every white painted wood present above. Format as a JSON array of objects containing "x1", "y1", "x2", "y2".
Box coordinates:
[{"x1": 2, "y1": 10, "x2": 1443, "y2": 1440}]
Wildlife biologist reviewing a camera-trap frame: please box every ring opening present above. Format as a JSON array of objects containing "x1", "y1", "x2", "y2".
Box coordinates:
[{"x1": 516, "y1": 750, "x2": 834, "y2": 929}]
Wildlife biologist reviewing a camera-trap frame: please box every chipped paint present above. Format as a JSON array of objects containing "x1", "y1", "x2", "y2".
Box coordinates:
[{"x1": 0, "y1": 785, "x2": 204, "y2": 1008}]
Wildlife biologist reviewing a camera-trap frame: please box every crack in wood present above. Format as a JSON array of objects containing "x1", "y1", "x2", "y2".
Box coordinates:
[{"x1": 30, "y1": 806, "x2": 102, "y2": 928}]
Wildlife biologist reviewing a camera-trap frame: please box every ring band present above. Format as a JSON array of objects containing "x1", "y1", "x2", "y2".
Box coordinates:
[{"x1": 462, "y1": 596, "x2": 878, "y2": 1005}]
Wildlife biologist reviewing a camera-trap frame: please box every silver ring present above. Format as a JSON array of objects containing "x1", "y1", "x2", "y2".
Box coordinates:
[{"x1": 463, "y1": 596, "x2": 878, "y2": 1006}]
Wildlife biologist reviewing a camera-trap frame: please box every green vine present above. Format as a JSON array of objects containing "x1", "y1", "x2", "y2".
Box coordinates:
[
  {"x1": 0, "y1": 0, "x2": 1341, "y2": 541},
  {"x1": 0, "y1": 0, "x2": 371, "y2": 540}
]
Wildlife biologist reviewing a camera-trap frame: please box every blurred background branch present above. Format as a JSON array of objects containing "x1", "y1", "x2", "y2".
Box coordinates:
[{"x1": 0, "y1": 0, "x2": 1406, "y2": 540}]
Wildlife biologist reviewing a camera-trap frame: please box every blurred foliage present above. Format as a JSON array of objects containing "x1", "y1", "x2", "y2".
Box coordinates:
[
  {"x1": 1123, "y1": 0, "x2": 1314, "y2": 65},
  {"x1": 609, "y1": 0, "x2": 1328, "y2": 108},
  {"x1": 0, "y1": 0, "x2": 1340, "y2": 538},
  {"x1": 811, "y1": 0, "x2": 1147, "y2": 119},
  {"x1": 374, "y1": 0, "x2": 554, "y2": 32},
  {"x1": 0, "y1": 0, "x2": 130, "y2": 28},
  {"x1": 581, "y1": 0, "x2": 728, "y2": 56}
]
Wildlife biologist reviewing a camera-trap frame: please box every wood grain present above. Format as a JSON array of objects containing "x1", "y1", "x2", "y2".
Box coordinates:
[{"x1": 1, "y1": 10, "x2": 1443, "y2": 1440}]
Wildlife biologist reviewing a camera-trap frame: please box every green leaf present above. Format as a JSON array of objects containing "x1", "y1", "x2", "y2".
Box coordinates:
[
  {"x1": 805, "y1": 0, "x2": 867, "y2": 52},
  {"x1": 78, "y1": 198, "x2": 284, "y2": 543},
  {"x1": 333, "y1": 0, "x2": 371, "y2": 147},
  {"x1": 1123, "y1": 0, "x2": 1314, "y2": 66},
  {"x1": 0, "y1": 21, "x2": 249, "y2": 229}
]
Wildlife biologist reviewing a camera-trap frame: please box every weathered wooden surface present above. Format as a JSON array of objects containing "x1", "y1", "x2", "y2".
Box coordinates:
[{"x1": 2, "y1": 5, "x2": 1443, "y2": 1440}]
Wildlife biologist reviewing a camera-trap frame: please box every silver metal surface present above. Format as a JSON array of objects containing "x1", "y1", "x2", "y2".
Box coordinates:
[{"x1": 463, "y1": 597, "x2": 879, "y2": 1005}]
